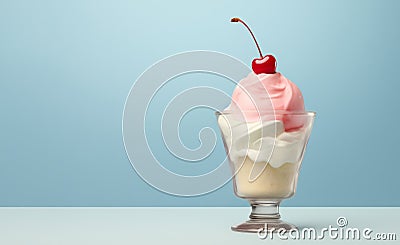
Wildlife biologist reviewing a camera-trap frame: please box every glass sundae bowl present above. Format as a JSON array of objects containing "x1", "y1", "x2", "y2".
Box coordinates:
[{"x1": 216, "y1": 110, "x2": 315, "y2": 233}]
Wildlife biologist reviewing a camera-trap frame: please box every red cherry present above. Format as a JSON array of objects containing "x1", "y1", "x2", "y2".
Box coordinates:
[
  {"x1": 252, "y1": 55, "x2": 276, "y2": 74},
  {"x1": 231, "y1": 17, "x2": 277, "y2": 74}
]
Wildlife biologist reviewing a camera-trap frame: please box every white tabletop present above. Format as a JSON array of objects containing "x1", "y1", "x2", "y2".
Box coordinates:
[{"x1": 0, "y1": 207, "x2": 398, "y2": 244}]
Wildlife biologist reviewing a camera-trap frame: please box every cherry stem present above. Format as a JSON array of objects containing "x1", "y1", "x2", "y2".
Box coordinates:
[{"x1": 231, "y1": 17, "x2": 263, "y2": 58}]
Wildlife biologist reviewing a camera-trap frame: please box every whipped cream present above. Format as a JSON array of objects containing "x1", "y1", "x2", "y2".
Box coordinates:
[{"x1": 218, "y1": 114, "x2": 306, "y2": 168}]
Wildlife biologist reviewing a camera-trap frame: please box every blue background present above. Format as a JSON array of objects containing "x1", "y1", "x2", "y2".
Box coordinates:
[{"x1": 1, "y1": 0, "x2": 399, "y2": 206}]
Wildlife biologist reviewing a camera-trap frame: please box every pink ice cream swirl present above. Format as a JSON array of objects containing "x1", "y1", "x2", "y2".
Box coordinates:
[{"x1": 227, "y1": 72, "x2": 305, "y2": 131}]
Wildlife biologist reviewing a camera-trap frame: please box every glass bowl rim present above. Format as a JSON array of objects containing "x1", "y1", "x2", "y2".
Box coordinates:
[{"x1": 215, "y1": 110, "x2": 316, "y2": 117}]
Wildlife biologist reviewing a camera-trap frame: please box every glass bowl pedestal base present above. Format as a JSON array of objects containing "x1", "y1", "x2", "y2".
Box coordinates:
[{"x1": 231, "y1": 200, "x2": 297, "y2": 233}]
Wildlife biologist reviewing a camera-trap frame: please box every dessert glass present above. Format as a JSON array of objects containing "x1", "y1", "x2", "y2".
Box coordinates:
[{"x1": 216, "y1": 111, "x2": 315, "y2": 233}]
